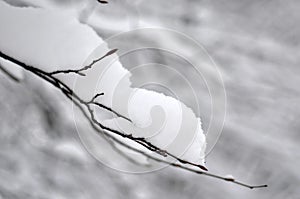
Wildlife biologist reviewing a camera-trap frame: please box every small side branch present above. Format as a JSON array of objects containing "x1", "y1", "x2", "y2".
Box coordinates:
[
  {"x1": 89, "y1": 92, "x2": 105, "y2": 103},
  {"x1": 87, "y1": 92, "x2": 132, "y2": 122},
  {"x1": 88, "y1": 101, "x2": 132, "y2": 122},
  {"x1": 49, "y1": 49, "x2": 118, "y2": 76}
]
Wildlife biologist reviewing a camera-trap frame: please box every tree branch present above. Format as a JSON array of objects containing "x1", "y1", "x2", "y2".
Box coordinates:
[{"x1": 0, "y1": 50, "x2": 267, "y2": 189}]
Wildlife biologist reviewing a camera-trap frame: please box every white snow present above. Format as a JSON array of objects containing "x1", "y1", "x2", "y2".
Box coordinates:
[
  {"x1": 100, "y1": 87, "x2": 206, "y2": 165},
  {"x1": 0, "y1": 1, "x2": 206, "y2": 167},
  {"x1": 54, "y1": 141, "x2": 90, "y2": 162},
  {"x1": 0, "y1": 0, "x2": 101, "y2": 71},
  {"x1": 224, "y1": 174, "x2": 235, "y2": 180}
]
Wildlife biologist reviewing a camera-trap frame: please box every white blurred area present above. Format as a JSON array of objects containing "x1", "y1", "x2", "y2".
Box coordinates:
[{"x1": 0, "y1": 0, "x2": 300, "y2": 198}]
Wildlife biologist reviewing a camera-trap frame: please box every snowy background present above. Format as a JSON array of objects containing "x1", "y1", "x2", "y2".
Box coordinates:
[{"x1": 0, "y1": 0, "x2": 300, "y2": 198}]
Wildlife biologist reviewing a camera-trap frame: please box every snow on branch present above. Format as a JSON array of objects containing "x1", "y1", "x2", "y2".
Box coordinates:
[{"x1": 0, "y1": 50, "x2": 267, "y2": 189}]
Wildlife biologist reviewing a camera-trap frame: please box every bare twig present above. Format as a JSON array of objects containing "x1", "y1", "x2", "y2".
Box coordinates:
[
  {"x1": 49, "y1": 49, "x2": 118, "y2": 76},
  {"x1": 89, "y1": 92, "x2": 105, "y2": 103},
  {"x1": 0, "y1": 50, "x2": 268, "y2": 189},
  {"x1": 88, "y1": 101, "x2": 132, "y2": 122}
]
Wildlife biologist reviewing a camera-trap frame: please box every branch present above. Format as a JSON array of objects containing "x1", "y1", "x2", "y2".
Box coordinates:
[
  {"x1": 0, "y1": 50, "x2": 268, "y2": 189},
  {"x1": 107, "y1": 133, "x2": 268, "y2": 189},
  {"x1": 88, "y1": 101, "x2": 132, "y2": 122},
  {"x1": 49, "y1": 49, "x2": 118, "y2": 76},
  {"x1": 89, "y1": 92, "x2": 105, "y2": 102}
]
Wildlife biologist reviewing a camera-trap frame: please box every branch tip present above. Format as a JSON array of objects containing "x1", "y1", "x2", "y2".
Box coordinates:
[
  {"x1": 90, "y1": 92, "x2": 105, "y2": 102},
  {"x1": 97, "y1": 0, "x2": 108, "y2": 4},
  {"x1": 105, "y1": 48, "x2": 118, "y2": 56},
  {"x1": 199, "y1": 165, "x2": 208, "y2": 171}
]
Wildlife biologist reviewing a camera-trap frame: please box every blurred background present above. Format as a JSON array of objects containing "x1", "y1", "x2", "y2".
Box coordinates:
[{"x1": 0, "y1": 0, "x2": 300, "y2": 198}]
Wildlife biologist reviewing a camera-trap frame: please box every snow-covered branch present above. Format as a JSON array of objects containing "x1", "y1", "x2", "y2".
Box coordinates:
[{"x1": 0, "y1": 50, "x2": 267, "y2": 189}]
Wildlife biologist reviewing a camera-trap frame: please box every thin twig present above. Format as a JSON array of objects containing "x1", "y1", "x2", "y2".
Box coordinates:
[
  {"x1": 89, "y1": 92, "x2": 105, "y2": 103},
  {"x1": 89, "y1": 101, "x2": 132, "y2": 122},
  {"x1": 87, "y1": 92, "x2": 132, "y2": 121},
  {"x1": 49, "y1": 49, "x2": 118, "y2": 76}
]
